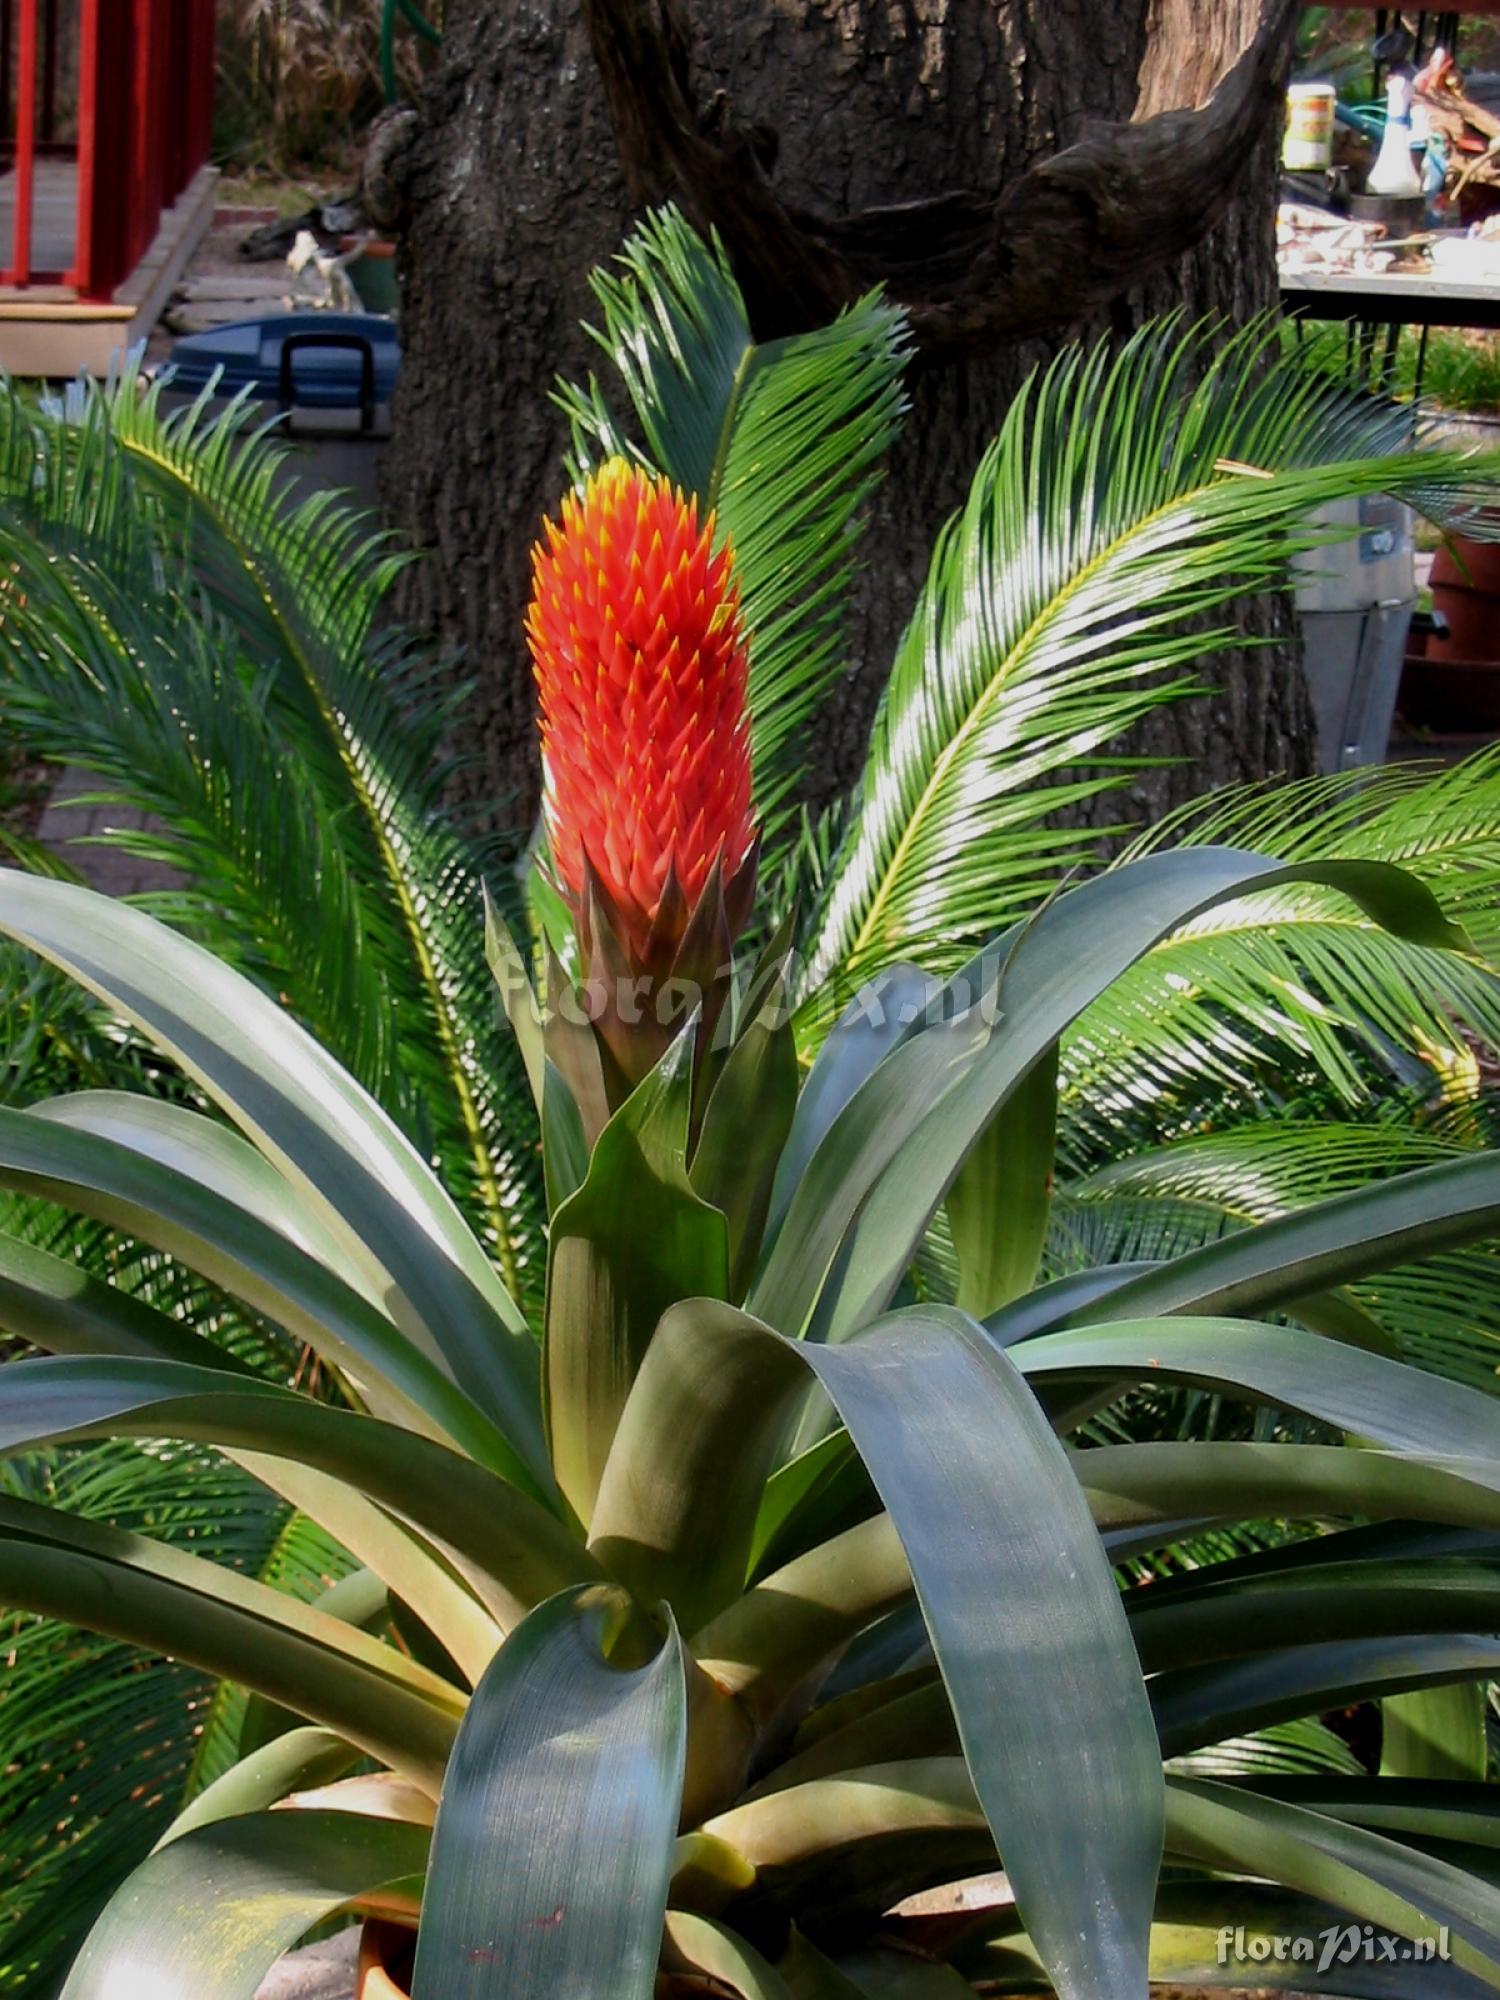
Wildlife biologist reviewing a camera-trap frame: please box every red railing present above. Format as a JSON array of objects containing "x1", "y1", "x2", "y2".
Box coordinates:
[{"x1": 2, "y1": 0, "x2": 214, "y2": 295}]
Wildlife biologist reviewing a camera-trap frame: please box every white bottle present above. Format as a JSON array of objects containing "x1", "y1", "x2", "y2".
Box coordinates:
[{"x1": 1367, "y1": 73, "x2": 1424, "y2": 195}]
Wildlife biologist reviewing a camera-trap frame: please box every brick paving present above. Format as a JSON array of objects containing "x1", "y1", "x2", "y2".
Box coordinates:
[{"x1": 34, "y1": 766, "x2": 181, "y2": 896}]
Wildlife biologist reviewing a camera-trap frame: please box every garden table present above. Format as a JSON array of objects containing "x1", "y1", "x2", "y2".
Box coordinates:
[{"x1": 1280, "y1": 260, "x2": 1500, "y2": 388}]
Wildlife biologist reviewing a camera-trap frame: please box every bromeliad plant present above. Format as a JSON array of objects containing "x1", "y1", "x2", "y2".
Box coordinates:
[{"x1": 7, "y1": 213, "x2": 1500, "y2": 1997}]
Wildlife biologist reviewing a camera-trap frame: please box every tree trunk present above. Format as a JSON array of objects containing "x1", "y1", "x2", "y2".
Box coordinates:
[{"x1": 381, "y1": 0, "x2": 1313, "y2": 837}]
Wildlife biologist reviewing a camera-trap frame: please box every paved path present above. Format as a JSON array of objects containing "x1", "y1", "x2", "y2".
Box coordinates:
[{"x1": 35, "y1": 767, "x2": 180, "y2": 896}]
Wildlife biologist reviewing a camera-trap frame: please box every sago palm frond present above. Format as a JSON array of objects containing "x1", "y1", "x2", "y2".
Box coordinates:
[
  {"x1": 0, "y1": 373, "x2": 545, "y2": 1308},
  {"x1": 1058, "y1": 1113, "x2": 1500, "y2": 1392},
  {"x1": 0, "y1": 550, "x2": 396, "y2": 1092},
  {"x1": 0, "y1": 1441, "x2": 348, "y2": 1997},
  {"x1": 797, "y1": 318, "x2": 1500, "y2": 1015},
  {"x1": 1165, "y1": 1718, "x2": 1365, "y2": 1781},
  {"x1": 1063, "y1": 753, "x2": 1500, "y2": 1133},
  {"x1": 555, "y1": 205, "x2": 910, "y2": 840}
]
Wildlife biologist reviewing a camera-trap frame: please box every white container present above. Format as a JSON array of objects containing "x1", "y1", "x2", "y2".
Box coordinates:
[
  {"x1": 1367, "y1": 75, "x2": 1424, "y2": 196},
  {"x1": 1294, "y1": 495, "x2": 1416, "y2": 770},
  {"x1": 1283, "y1": 83, "x2": 1337, "y2": 171}
]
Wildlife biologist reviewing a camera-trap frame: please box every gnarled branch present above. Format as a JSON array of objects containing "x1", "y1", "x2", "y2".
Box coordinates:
[{"x1": 581, "y1": 0, "x2": 1297, "y2": 355}]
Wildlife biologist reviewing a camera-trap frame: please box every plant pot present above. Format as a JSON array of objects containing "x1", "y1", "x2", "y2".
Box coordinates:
[
  {"x1": 342, "y1": 236, "x2": 399, "y2": 316},
  {"x1": 357, "y1": 1920, "x2": 416, "y2": 2000},
  {"x1": 1427, "y1": 579, "x2": 1500, "y2": 662},
  {"x1": 1398, "y1": 653, "x2": 1500, "y2": 731},
  {"x1": 1431, "y1": 538, "x2": 1500, "y2": 607}
]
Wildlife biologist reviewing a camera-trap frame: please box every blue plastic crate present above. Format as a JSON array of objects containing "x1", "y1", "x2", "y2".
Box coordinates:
[{"x1": 165, "y1": 312, "x2": 401, "y2": 429}]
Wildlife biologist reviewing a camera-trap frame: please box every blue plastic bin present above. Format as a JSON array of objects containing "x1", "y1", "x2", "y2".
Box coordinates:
[{"x1": 162, "y1": 313, "x2": 401, "y2": 506}]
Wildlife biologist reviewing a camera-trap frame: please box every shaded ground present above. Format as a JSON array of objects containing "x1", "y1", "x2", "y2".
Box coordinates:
[{"x1": 251, "y1": 1931, "x2": 1318, "y2": 2000}]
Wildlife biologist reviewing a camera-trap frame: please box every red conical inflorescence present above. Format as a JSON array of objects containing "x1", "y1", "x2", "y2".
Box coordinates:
[{"x1": 526, "y1": 457, "x2": 755, "y2": 967}]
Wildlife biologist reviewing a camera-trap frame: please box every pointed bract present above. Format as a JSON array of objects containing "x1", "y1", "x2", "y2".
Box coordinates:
[{"x1": 526, "y1": 458, "x2": 756, "y2": 967}]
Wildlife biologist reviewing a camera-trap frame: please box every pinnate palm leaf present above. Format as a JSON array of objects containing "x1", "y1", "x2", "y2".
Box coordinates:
[
  {"x1": 556, "y1": 205, "x2": 910, "y2": 835},
  {"x1": 0, "y1": 372, "x2": 544, "y2": 1310},
  {"x1": 1057, "y1": 1115, "x2": 1500, "y2": 1394},
  {"x1": 799, "y1": 320, "x2": 1500, "y2": 1015},
  {"x1": 1064, "y1": 752, "x2": 1500, "y2": 1134},
  {"x1": 0, "y1": 1441, "x2": 351, "y2": 1996}
]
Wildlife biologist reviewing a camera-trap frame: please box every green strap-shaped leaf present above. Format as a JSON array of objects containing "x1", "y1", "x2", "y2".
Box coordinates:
[
  {"x1": 760, "y1": 847, "x2": 1467, "y2": 1344},
  {"x1": 1077, "y1": 1441, "x2": 1500, "y2": 1537},
  {"x1": 483, "y1": 885, "x2": 546, "y2": 1108},
  {"x1": 0, "y1": 1497, "x2": 460, "y2": 1787},
  {"x1": 749, "y1": 1427, "x2": 868, "y2": 1574},
  {"x1": 834, "y1": 1948, "x2": 975, "y2": 1997},
  {"x1": 946, "y1": 1043, "x2": 1057, "y2": 1317},
  {"x1": 766, "y1": 964, "x2": 939, "y2": 1240},
  {"x1": 982, "y1": 1263, "x2": 1158, "y2": 1349},
  {"x1": 0, "y1": 1103, "x2": 514, "y2": 1471},
  {"x1": 0, "y1": 1354, "x2": 595, "y2": 1627},
  {"x1": 60, "y1": 1809, "x2": 428, "y2": 1999},
  {"x1": 749, "y1": 971, "x2": 999, "y2": 1335},
  {"x1": 1016, "y1": 1317, "x2": 1500, "y2": 1457},
  {"x1": 663, "y1": 1913, "x2": 796, "y2": 1999},
  {"x1": 690, "y1": 983, "x2": 800, "y2": 1299},
  {"x1": 410, "y1": 1585, "x2": 684, "y2": 2000},
  {"x1": 546, "y1": 1040, "x2": 728, "y2": 1524},
  {"x1": 752, "y1": 1567, "x2": 1500, "y2": 1789},
  {"x1": 0, "y1": 869, "x2": 550, "y2": 1489},
  {"x1": 589, "y1": 1299, "x2": 807, "y2": 1631},
  {"x1": 1154, "y1": 1634, "x2": 1500, "y2": 1758},
  {"x1": 796, "y1": 1311, "x2": 1161, "y2": 2000},
  {"x1": 705, "y1": 1755, "x2": 986, "y2": 1881},
  {"x1": 777, "y1": 1930, "x2": 872, "y2": 1999},
  {"x1": 31, "y1": 1089, "x2": 379, "y2": 1294},
  {"x1": 1165, "y1": 1777, "x2": 1500, "y2": 1988},
  {"x1": 970, "y1": 1880, "x2": 1493, "y2": 1998},
  {"x1": 598, "y1": 1297, "x2": 1161, "y2": 1996},
  {"x1": 1128, "y1": 1555, "x2": 1500, "y2": 1675},
  {"x1": 695, "y1": 1513, "x2": 912, "y2": 1725},
  {"x1": 1227, "y1": 1776, "x2": 1500, "y2": 1850},
  {"x1": 1010, "y1": 1152, "x2": 1500, "y2": 1337},
  {"x1": 0, "y1": 1223, "x2": 252, "y2": 1370},
  {"x1": 1383, "y1": 1686, "x2": 1489, "y2": 1782},
  {"x1": 153, "y1": 1727, "x2": 360, "y2": 1848},
  {"x1": 725, "y1": 1448, "x2": 1500, "y2": 1760},
  {"x1": 0, "y1": 1234, "x2": 504, "y2": 1679}
]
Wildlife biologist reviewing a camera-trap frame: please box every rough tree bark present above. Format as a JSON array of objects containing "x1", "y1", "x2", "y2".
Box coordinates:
[{"x1": 381, "y1": 0, "x2": 1314, "y2": 836}]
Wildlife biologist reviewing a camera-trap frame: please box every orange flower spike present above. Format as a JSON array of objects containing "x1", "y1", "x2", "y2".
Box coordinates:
[{"x1": 526, "y1": 458, "x2": 756, "y2": 965}]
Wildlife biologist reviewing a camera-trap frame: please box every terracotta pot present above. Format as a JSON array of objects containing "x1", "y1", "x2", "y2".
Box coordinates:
[
  {"x1": 1432, "y1": 537, "x2": 1500, "y2": 609},
  {"x1": 1428, "y1": 581, "x2": 1500, "y2": 663},
  {"x1": 356, "y1": 1920, "x2": 416, "y2": 2000}
]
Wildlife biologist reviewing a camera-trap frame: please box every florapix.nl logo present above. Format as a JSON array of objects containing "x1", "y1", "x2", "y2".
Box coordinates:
[{"x1": 1217, "y1": 1923, "x2": 1452, "y2": 1976}]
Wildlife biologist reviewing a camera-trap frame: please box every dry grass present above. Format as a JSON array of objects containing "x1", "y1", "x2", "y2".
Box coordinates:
[{"x1": 215, "y1": 0, "x2": 445, "y2": 171}]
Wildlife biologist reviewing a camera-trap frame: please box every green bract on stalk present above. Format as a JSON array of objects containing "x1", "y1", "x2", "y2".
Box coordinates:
[{"x1": 1, "y1": 211, "x2": 1500, "y2": 2000}]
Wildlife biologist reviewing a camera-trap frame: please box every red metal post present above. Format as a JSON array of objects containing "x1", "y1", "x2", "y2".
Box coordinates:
[
  {"x1": 69, "y1": 0, "x2": 133, "y2": 298},
  {"x1": 183, "y1": 0, "x2": 214, "y2": 178},
  {"x1": 68, "y1": 0, "x2": 97, "y2": 289},
  {"x1": 1, "y1": 3, "x2": 13, "y2": 165},
  {"x1": 60, "y1": 0, "x2": 217, "y2": 303},
  {"x1": 38, "y1": 0, "x2": 54, "y2": 144},
  {"x1": 4, "y1": 0, "x2": 38, "y2": 285},
  {"x1": 130, "y1": 0, "x2": 167, "y2": 269},
  {"x1": 159, "y1": 1, "x2": 216, "y2": 206},
  {"x1": 163, "y1": 0, "x2": 186, "y2": 201}
]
